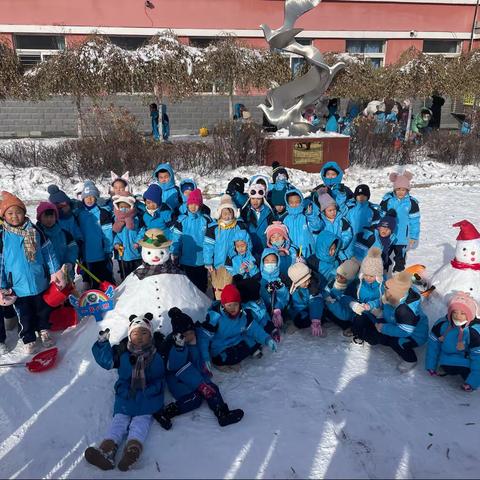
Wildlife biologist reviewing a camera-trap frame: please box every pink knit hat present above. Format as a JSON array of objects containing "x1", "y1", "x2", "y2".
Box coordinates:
[
  {"x1": 187, "y1": 188, "x2": 203, "y2": 206},
  {"x1": 36, "y1": 201, "x2": 58, "y2": 221},
  {"x1": 389, "y1": 171, "x2": 413, "y2": 190},
  {"x1": 448, "y1": 292, "x2": 478, "y2": 324},
  {"x1": 266, "y1": 221, "x2": 289, "y2": 245}
]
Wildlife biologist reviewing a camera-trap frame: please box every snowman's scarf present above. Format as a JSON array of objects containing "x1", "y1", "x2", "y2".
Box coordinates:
[
  {"x1": 451, "y1": 259, "x2": 480, "y2": 271},
  {"x1": 134, "y1": 260, "x2": 184, "y2": 280}
]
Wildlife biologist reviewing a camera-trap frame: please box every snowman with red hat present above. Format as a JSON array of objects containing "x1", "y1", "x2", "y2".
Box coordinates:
[{"x1": 431, "y1": 220, "x2": 480, "y2": 303}]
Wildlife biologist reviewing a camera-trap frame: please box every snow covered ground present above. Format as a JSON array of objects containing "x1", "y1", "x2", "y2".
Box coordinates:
[{"x1": 0, "y1": 161, "x2": 480, "y2": 478}]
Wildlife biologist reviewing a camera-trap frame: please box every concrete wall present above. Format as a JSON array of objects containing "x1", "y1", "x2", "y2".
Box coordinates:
[{"x1": 0, "y1": 94, "x2": 458, "y2": 139}]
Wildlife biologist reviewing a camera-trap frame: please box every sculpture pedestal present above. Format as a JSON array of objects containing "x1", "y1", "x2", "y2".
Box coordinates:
[{"x1": 265, "y1": 133, "x2": 350, "y2": 173}]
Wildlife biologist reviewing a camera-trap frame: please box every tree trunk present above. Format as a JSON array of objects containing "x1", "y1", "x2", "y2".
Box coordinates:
[
  {"x1": 75, "y1": 96, "x2": 83, "y2": 138},
  {"x1": 405, "y1": 99, "x2": 413, "y2": 141},
  {"x1": 228, "y1": 94, "x2": 234, "y2": 120}
]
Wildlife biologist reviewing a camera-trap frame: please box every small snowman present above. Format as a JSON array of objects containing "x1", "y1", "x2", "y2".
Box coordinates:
[{"x1": 431, "y1": 220, "x2": 480, "y2": 303}]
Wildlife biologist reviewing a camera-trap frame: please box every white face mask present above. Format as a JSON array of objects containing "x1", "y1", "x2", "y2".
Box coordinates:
[
  {"x1": 453, "y1": 317, "x2": 468, "y2": 327},
  {"x1": 146, "y1": 208, "x2": 157, "y2": 216}
]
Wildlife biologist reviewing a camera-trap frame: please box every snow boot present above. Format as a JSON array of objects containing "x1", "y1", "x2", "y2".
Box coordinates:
[
  {"x1": 214, "y1": 403, "x2": 244, "y2": 427},
  {"x1": 153, "y1": 402, "x2": 180, "y2": 430},
  {"x1": 397, "y1": 360, "x2": 417, "y2": 373},
  {"x1": 23, "y1": 341, "x2": 38, "y2": 355},
  {"x1": 117, "y1": 439, "x2": 143, "y2": 471},
  {"x1": 84, "y1": 439, "x2": 117, "y2": 471}
]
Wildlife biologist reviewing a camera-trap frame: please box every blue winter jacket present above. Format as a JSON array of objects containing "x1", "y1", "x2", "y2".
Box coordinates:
[
  {"x1": 357, "y1": 279, "x2": 383, "y2": 311},
  {"x1": 58, "y1": 208, "x2": 83, "y2": 244},
  {"x1": 346, "y1": 200, "x2": 381, "y2": 237},
  {"x1": 172, "y1": 211, "x2": 210, "y2": 266},
  {"x1": 380, "y1": 192, "x2": 420, "y2": 245},
  {"x1": 318, "y1": 161, "x2": 354, "y2": 211},
  {"x1": 289, "y1": 279, "x2": 324, "y2": 321},
  {"x1": 381, "y1": 289, "x2": 428, "y2": 346},
  {"x1": 137, "y1": 204, "x2": 174, "y2": 243},
  {"x1": 92, "y1": 339, "x2": 165, "y2": 416},
  {"x1": 0, "y1": 222, "x2": 60, "y2": 297},
  {"x1": 283, "y1": 188, "x2": 320, "y2": 259},
  {"x1": 113, "y1": 216, "x2": 142, "y2": 262},
  {"x1": 152, "y1": 162, "x2": 182, "y2": 212},
  {"x1": 268, "y1": 242, "x2": 299, "y2": 283},
  {"x1": 76, "y1": 204, "x2": 113, "y2": 263},
  {"x1": 243, "y1": 298, "x2": 270, "y2": 328},
  {"x1": 308, "y1": 230, "x2": 340, "y2": 289},
  {"x1": 324, "y1": 278, "x2": 358, "y2": 323},
  {"x1": 198, "y1": 302, "x2": 271, "y2": 360},
  {"x1": 203, "y1": 220, "x2": 251, "y2": 269},
  {"x1": 259, "y1": 249, "x2": 290, "y2": 312},
  {"x1": 426, "y1": 318, "x2": 480, "y2": 389},
  {"x1": 319, "y1": 211, "x2": 353, "y2": 261},
  {"x1": 225, "y1": 251, "x2": 259, "y2": 279},
  {"x1": 37, "y1": 222, "x2": 78, "y2": 266},
  {"x1": 240, "y1": 203, "x2": 274, "y2": 257},
  {"x1": 164, "y1": 333, "x2": 212, "y2": 399}
]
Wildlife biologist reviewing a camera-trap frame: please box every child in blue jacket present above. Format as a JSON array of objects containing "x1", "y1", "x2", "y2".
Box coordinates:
[
  {"x1": 283, "y1": 188, "x2": 320, "y2": 259},
  {"x1": 85, "y1": 314, "x2": 165, "y2": 471},
  {"x1": 152, "y1": 162, "x2": 182, "y2": 212},
  {"x1": 225, "y1": 230, "x2": 260, "y2": 280},
  {"x1": 76, "y1": 181, "x2": 114, "y2": 287},
  {"x1": 308, "y1": 230, "x2": 340, "y2": 290},
  {"x1": 198, "y1": 284, "x2": 277, "y2": 367},
  {"x1": 288, "y1": 262, "x2": 325, "y2": 336},
  {"x1": 153, "y1": 308, "x2": 244, "y2": 428},
  {"x1": 112, "y1": 192, "x2": 142, "y2": 279},
  {"x1": 268, "y1": 162, "x2": 292, "y2": 209},
  {"x1": 0, "y1": 192, "x2": 64, "y2": 353},
  {"x1": 240, "y1": 183, "x2": 274, "y2": 258},
  {"x1": 353, "y1": 270, "x2": 428, "y2": 372},
  {"x1": 380, "y1": 171, "x2": 420, "y2": 272},
  {"x1": 259, "y1": 249, "x2": 290, "y2": 329},
  {"x1": 426, "y1": 292, "x2": 480, "y2": 392},
  {"x1": 139, "y1": 184, "x2": 174, "y2": 242},
  {"x1": 178, "y1": 179, "x2": 211, "y2": 217},
  {"x1": 346, "y1": 184, "x2": 381, "y2": 237},
  {"x1": 36, "y1": 202, "x2": 78, "y2": 273},
  {"x1": 172, "y1": 189, "x2": 210, "y2": 293},
  {"x1": 316, "y1": 190, "x2": 353, "y2": 261}
]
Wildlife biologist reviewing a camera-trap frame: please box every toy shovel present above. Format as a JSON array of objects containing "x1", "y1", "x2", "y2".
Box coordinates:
[{"x1": 0, "y1": 347, "x2": 59, "y2": 373}]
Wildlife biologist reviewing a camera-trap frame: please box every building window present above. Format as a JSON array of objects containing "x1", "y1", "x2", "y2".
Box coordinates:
[
  {"x1": 14, "y1": 34, "x2": 65, "y2": 71},
  {"x1": 346, "y1": 40, "x2": 385, "y2": 68},
  {"x1": 189, "y1": 37, "x2": 217, "y2": 49},
  {"x1": 423, "y1": 40, "x2": 461, "y2": 56},
  {"x1": 109, "y1": 36, "x2": 149, "y2": 50},
  {"x1": 296, "y1": 38, "x2": 313, "y2": 46}
]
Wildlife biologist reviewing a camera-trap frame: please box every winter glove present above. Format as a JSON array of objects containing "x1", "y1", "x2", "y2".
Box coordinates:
[
  {"x1": 427, "y1": 369, "x2": 438, "y2": 376},
  {"x1": 173, "y1": 333, "x2": 185, "y2": 348},
  {"x1": 271, "y1": 328, "x2": 281, "y2": 343},
  {"x1": 461, "y1": 383, "x2": 473, "y2": 392},
  {"x1": 51, "y1": 270, "x2": 67, "y2": 290},
  {"x1": 311, "y1": 319, "x2": 323, "y2": 337},
  {"x1": 98, "y1": 328, "x2": 110, "y2": 343},
  {"x1": 202, "y1": 361, "x2": 214, "y2": 378},
  {"x1": 153, "y1": 410, "x2": 173, "y2": 430},
  {"x1": 266, "y1": 280, "x2": 284, "y2": 294},
  {"x1": 0, "y1": 289, "x2": 16, "y2": 307},
  {"x1": 350, "y1": 302, "x2": 366, "y2": 316},
  {"x1": 226, "y1": 177, "x2": 248, "y2": 196},
  {"x1": 198, "y1": 382, "x2": 216, "y2": 399},
  {"x1": 325, "y1": 295, "x2": 336, "y2": 304},
  {"x1": 272, "y1": 308, "x2": 283, "y2": 328},
  {"x1": 266, "y1": 338, "x2": 277, "y2": 352}
]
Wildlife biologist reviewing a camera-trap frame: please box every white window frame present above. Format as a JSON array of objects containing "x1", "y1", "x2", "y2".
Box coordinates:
[
  {"x1": 346, "y1": 40, "x2": 386, "y2": 68},
  {"x1": 423, "y1": 40, "x2": 462, "y2": 57}
]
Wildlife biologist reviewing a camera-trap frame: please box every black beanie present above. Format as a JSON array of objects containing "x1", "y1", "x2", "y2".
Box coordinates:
[
  {"x1": 354, "y1": 184, "x2": 370, "y2": 200},
  {"x1": 168, "y1": 307, "x2": 194, "y2": 335}
]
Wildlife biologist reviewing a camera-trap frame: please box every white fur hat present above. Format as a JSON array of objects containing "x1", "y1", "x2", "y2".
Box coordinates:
[
  {"x1": 112, "y1": 193, "x2": 136, "y2": 208},
  {"x1": 216, "y1": 194, "x2": 238, "y2": 220}
]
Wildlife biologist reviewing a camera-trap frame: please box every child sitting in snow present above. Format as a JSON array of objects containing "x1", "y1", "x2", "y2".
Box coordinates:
[
  {"x1": 316, "y1": 189, "x2": 353, "y2": 261},
  {"x1": 345, "y1": 184, "x2": 381, "y2": 237},
  {"x1": 204, "y1": 195, "x2": 251, "y2": 300},
  {"x1": 225, "y1": 231, "x2": 260, "y2": 280},
  {"x1": 240, "y1": 183, "x2": 274, "y2": 258},
  {"x1": 259, "y1": 249, "x2": 290, "y2": 330},
  {"x1": 76, "y1": 181, "x2": 114, "y2": 287},
  {"x1": 283, "y1": 188, "x2": 320, "y2": 259},
  {"x1": 36, "y1": 202, "x2": 79, "y2": 275},
  {"x1": 0, "y1": 192, "x2": 64, "y2": 353},
  {"x1": 198, "y1": 284, "x2": 277, "y2": 368},
  {"x1": 265, "y1": 222, "x2": 300, "y2": 284},
  {"x1": 287, "y1": 263, "x2": 325, "y2": 337},
  {"x1": 352, "y1": 270, "x2": 428, "y2": 372},
  {"x1": 172, "y1": 189, "x2": 211, "y2": 293},
  {"x1": 85, "y1": 314, "x2": 165, "y2": 471},
  {"x1": 380, "y1": 171, "x2": 420, "y2": 273},
  {"x1": 112, "y1": 192, "x2": 142, "y2": 279},
  {"x1": 426, "y1": 292, "x2": 480, "y2": 392},
  {"x1": 154, "y1": 307, "x2": 244, "y2": 429},
  {"x1": 139, "y1": 184, "x2": 174, "y2": 241},
  {"x1": 152, "y1": 162, "x2": 182, "y2": 213}
]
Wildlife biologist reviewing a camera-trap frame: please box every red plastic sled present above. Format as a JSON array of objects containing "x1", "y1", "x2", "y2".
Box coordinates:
[
  {"x1": 50, "y1": 306, "x2": 78, "y2": 331},
  {"x1": 0, "y1": 347, "x2": 59, "y2": 373}
]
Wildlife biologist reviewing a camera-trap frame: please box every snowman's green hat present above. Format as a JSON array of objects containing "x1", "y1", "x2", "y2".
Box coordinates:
[{"x1": 139, "y1": 228, "x2": 172, "y2": 249}]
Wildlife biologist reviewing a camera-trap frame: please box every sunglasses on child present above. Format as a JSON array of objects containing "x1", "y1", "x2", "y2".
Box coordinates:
[{"x1": 250, "y1": 188, "x2": 265, "y2": 197}]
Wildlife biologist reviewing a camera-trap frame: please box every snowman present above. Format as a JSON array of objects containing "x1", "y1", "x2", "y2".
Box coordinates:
[
  {"x1": 431, "y1": 220, "x2": 480, "y2": 304},
  {"x1": 100, "y1": 228, "x2": 211, "y2": 335}
]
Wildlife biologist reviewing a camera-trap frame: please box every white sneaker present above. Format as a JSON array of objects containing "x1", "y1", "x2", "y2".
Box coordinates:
[
  {"x1": 0, "y1": 343, "x2": 8, "y2": 355},
  {"x1": 40, "y1": 330, "x2": 55, "y2": 348},
  {"x1": 24, "y1": 341, "x2": 38, "y2": 355},
  {"x1": 398, "y1": 360, "x2": 417, "y2": 373}
]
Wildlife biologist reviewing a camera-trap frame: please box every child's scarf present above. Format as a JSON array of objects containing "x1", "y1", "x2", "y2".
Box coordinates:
[
  {"x1": 113, "y1": 207, "x2": 137, "y2": 233},
  {"x1": 3, "y1": 220, "x2": 37, "y2": 262},
  {"x1": 126, "y1": 341, "x2": 157, "y2": 395}
]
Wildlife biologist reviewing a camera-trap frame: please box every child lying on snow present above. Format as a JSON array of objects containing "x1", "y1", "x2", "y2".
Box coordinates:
[{"x1": 85, "y1": 314, "x2": 165, "y2": 472}]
